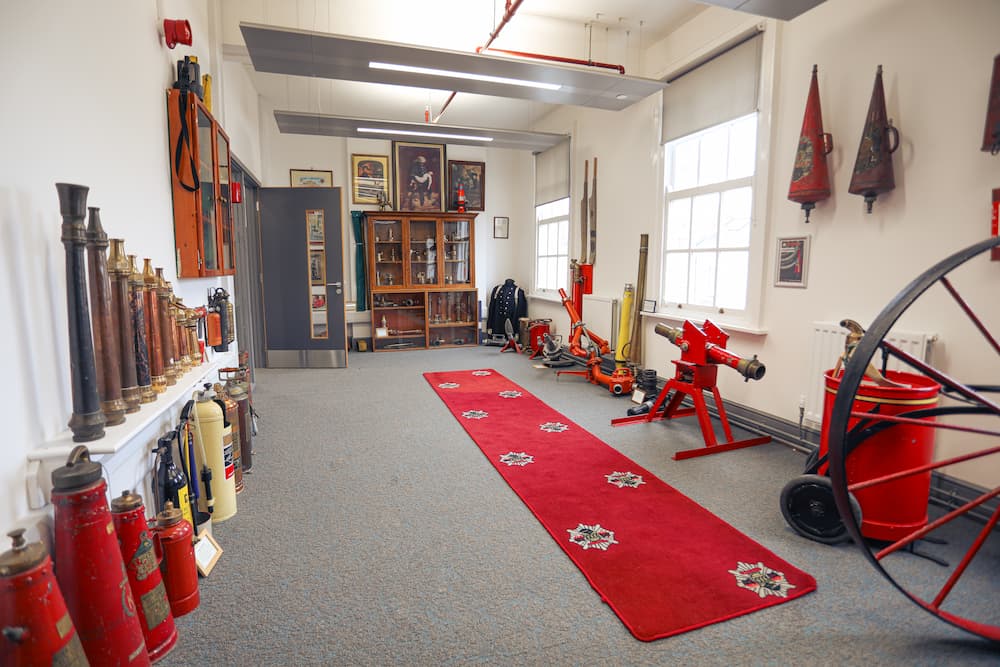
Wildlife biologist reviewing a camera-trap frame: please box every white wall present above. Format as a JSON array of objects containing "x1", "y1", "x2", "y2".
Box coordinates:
[
  {"x1": 0, "y1": 0, "x2": 254, "y2": 539},
  {"x1": 256, "y1": 97, "x2": 534, "y2": 311},
  {"x1": 523, "y1": 0, "x2": 1000, "y2": 488}
]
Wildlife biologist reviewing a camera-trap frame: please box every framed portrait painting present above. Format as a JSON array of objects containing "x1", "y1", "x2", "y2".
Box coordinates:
[
  {"x1": 447, "y1": 160, "x2": 485, "y2": 211},
  {"x1": 393, "y1": 141, "x2": 445, "y2": 212},
  {"x1": 351, "y1": 154, "x2": 390, "y2": 205}
]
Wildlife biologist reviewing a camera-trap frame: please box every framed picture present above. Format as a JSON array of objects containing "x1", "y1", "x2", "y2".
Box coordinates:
[
  {"x1": 775, "y1": 235, "x2": 810, "y2": 288},
  {"x1": 306, "y1": 209, "x2": 324, "y2": 243},
  {"x1": 447, "y1": 160, "x2": 485, "y2": 211},
  {"x1": 194, "y1": 530, "x2": 223, "y2": 576},
  {"x1": 393, "y1": 141, "x2": 445, "y2": 212},
  {"x1": 493, "y1": 216, "x2": 509, "y2": 239},
  {"x1": 642, "y1": 299, "x2": 657, "y2": 313},
  {"x1": 290, "y1": 169, "x2": 333, "y2": 188},
  {"x1": 351, "y1": 154, "x2": 390, "y2": 205},
  {"x1": 309, "y1": 249, "x2": 326, "y2": 284}
]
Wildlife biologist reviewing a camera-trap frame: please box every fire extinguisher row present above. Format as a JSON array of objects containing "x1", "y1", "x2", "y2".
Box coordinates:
[{"x1": 0, "y1": 363, "x2": 259, "y2": 665}]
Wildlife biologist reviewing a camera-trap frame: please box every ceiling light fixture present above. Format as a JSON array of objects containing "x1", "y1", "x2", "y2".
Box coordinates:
[
  {"x1": 357, "y1": 127, "x2": 494, "y2": 142},
  {"x1": 369, "y1": 61, "x2": 562, "y2": 91}
]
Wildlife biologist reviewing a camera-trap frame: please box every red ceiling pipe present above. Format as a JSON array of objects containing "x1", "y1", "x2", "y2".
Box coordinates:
[
  {"x1": 479, "y1": 46, "x2": 625, "y2": 75},
  {"x1": 433, "y1": 0, "x2": 525, "y2": 123}
]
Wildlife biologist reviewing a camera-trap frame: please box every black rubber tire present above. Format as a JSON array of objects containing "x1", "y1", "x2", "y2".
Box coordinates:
[{"x1": 780, "y1": 474, "x2": 862, "y2": 545}]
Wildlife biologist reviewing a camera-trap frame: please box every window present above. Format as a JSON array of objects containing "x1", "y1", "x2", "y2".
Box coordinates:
[
  {"x1": 662, "y1": 113, "x2": 757, "y2": 314},
  {"x1": 535, "y1": 197, "x2": 569, "y2": 293}
]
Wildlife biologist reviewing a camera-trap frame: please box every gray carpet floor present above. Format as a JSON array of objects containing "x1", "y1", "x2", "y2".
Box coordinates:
[{"x1": 161, "y1": 346, "x2": 999, "y2": 665}]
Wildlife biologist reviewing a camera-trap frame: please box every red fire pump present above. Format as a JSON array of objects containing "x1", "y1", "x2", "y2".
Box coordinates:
[
  {"x1": 613, "y1": 320, "x2": 771, "y2": 459},
  {"x1": 555, "y1": 288, "x2": 634, "y2": 395}
]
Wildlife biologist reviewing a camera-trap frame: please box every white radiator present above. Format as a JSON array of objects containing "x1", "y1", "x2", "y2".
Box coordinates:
[{"x1": 804, "y1": 322, "x2": 936, "y2": 425}]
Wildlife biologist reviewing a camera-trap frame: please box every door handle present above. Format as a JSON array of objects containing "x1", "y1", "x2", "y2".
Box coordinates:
[{"x1": 326, "y1": 281, "x2": 342, "y2": 294}]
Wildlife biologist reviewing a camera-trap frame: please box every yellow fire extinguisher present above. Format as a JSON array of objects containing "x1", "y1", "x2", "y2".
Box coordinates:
[{"x1": 190, "y1": 384, "x2": 237, "y2": 522}]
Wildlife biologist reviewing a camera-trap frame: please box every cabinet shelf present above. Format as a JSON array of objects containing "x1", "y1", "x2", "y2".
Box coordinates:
[
  {"x1": 365, "y1": 211, "x2": 477, "y2": 352},
  {"x1": 167, "y1": 88, "x2": 235, "y2": 277}
]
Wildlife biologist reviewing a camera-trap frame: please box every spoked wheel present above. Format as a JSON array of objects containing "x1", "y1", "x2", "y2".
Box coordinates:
[
  {"x1": 781, "y1": 474, "x2": 862, "y2": 544},
  {"x1": 828, "y1": 236, "x2": 1000, "y2": 642}
]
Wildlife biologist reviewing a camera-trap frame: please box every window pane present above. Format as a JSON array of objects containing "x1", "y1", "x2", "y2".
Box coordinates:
[
  {"x1": 719, "y1": 187, "x2": 752, "y2": 248},
  {"x1": 537, "y1": 224, "x2": 549, "y2": 255},
  {"x1": 698, "y1": 126, "x2": 728, "y2": 186},
  {"x1": 666, "y1": 198, "x2": 691, "y2": 250},
  {"x1": 663, "y1": 253, "x2": 688, "y2": 303},
  {"x1": 690, "y1": 252, "x2": 717, "y2": 307},
  {"x1": 557, "y1": 256, "x2": 568, "y2": 290},
  {"x1": 670, "y1": 139, "x2": 698, "y2": 192},
  {"x1": 536, "y1": 257, "x2": 546, "y2": 289},
  {"x1": 728, "y1": 114, "x2": 757, "y2": 180},
  {"x1": 691, "y1": 193, "x2": 719, "y2": 249},
  {"x1": 717, "y1": 250, "x2": 748, "y2": 309},
  {"x1": 557, "y1": 219, "x2": 568, "y2": 255},
  {"x1": 547, "y1": 224, "x2": 558, "y2": 257}
]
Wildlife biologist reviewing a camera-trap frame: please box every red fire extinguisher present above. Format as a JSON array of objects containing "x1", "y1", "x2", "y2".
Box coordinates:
[
  {"x1": 151, "y1": 501, "x2": 199, "y2": 618},
  {"x1": 0, "y1": 528, "x2": 88, "y2": 665},
  {"x1": 51, "y1": 446, "x2": 150, "y2": 666},
  {"x1": 111, "y1": 490, "x2": 178, "y2": 663}
]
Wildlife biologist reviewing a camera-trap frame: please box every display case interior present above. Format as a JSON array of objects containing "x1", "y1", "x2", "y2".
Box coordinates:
[{"x1": 372, "y1": 291, "x2": 426, "y2": 351}]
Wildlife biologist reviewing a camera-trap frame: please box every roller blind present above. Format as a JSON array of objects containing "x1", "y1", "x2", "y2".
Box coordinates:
[
  {"x1": 534, "y1": 138, "x2": 570, "y2": 206},
  {"x1": 661, "y1": 32, "x2": 763, "y2": 144}
]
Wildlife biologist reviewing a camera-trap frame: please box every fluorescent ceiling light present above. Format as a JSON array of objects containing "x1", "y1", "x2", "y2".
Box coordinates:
[
  {"x1": 357, "y1": 127, "x2": 494, "y2": 142},
  {"x1": 369, "y1": 61, "x2": 562, "y2": 91}
]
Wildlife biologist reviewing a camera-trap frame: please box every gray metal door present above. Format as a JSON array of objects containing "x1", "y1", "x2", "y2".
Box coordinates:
[{"x1": 259, "y1": 187, "x2": 347, "y2": 368}]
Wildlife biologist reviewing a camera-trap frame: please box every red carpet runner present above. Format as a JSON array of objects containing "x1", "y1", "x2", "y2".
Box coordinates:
[{"x1": 425, "y1": 369, "x2": 816, "y2": 641}]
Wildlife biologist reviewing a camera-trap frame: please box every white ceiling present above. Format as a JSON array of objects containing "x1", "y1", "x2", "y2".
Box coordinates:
[{"x1": 222, "y1": 0, "x2": 705, "y2": 131}]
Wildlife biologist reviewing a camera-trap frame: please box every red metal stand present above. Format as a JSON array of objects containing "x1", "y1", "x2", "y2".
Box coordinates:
[
  {"x1": 612, "y1": 359, "x2": 771, "y2": 459},
  {"x1": 500, "y1": 336, "x2": 521, "y2": 353}
]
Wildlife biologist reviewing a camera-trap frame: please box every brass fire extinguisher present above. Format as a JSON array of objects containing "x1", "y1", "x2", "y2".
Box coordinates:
[{"x1": 214, "y1": 382, "x2": 243, "y2": 493}]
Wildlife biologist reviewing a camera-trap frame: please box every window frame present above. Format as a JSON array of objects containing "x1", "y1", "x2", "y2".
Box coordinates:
[
  {"x1": 654, "y1": 25, "x2": 775, "y2": 334},
  {"x1": 533, "y1": 197, "x2": 571, "y2": 297}
]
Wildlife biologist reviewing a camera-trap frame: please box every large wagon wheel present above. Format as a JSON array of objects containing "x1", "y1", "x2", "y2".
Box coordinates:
[{"x1": 828, "y1": 236, "x2": 1000, "y2": 643}]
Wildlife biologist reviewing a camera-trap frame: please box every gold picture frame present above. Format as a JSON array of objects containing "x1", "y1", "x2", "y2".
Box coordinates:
[
  {"x1": 290, "y1": 169, "x2": 333, "y2": 188},
  {"x1": 194, "y1": 530, "x2": 223, "y2": 576},
  {"x1": 351, "y1": 154, "x2": 391, "y2": 205}
]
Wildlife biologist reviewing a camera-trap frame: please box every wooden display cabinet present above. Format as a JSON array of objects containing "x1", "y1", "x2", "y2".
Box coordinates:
[
  {"x1": 365, "y1": 212, "x2": 478, "y2": 350},
  {"x1": 166, "y1": 88, "x2": 235, "y2": 277}
]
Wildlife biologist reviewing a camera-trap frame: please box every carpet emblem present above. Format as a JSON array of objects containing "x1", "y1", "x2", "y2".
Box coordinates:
[
  {"x1": 568, "y1": 524, "x2": 618, "y2": 551},
  {"x1": 728, "y1": 561, "x2": 797, "y2": 599},
  {"x1": 539, "y1": 422, "x2": 568, "y2": 433},
  {"x1": 606, "y1": 471, "x2": 645, "y2": 488},
  {"x1": 472, "y1": 370, "x2": 492, "y2": 376},
  {"x1": 438, "y1": 382, "x2": 460, "y2": 389},
  {"x1": 498, "y1": 390, "x2": 522, "y2": 399},
  {"x1": 500, "y1": 452, "x2": 534, "y2": 466},
  {"x1": 462, "y1": 409, "x2": 489, "y2": 420}
]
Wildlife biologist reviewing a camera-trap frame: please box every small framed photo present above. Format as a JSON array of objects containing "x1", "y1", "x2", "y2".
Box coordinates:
[
  {"x1": 775, "y1": 235, "x2": 810, "y2": 288},
  {"x1": 351, "y1": 154, "x2": 390, "y2": 205},
  {"x1": 493, "y1": 216, "x2": 509, "y2": 239},
  {"x1": 194, "y1": 530, "x2": 223, "y2": 577},
  {"x1": 290, "y1": 169, "x2": 333, "y2": 188},
  {"x1": 306, "y1": 209, "x2": 325, "y2": 243},
  {"x1": 447, "y1": 160, "x2": 485, "y2": 211},
  {"x1": 642, "y1": 299, "x2": 656, "y2": 313},
  {"x1": 309, "y1": 250, "x2": 326, "y2": 284}
]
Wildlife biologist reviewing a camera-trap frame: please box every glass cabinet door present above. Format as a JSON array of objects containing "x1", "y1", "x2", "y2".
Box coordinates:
[
  {"x1": 427, "y1": 290, "x2": 477, "y2": 347},
  {"x1": 442, "y1": 219, "x2": 471, "y2": 285},
  {"x1": 371, "y1": 291, "x2": 426, "y2": 350},
  {"x1": 371, "y1": 219, "x2": 404, "y2": 287},
  {"x1": 197, "y1": 107, "x2": 218, "y2": 272},
  {"x1": 408, "y1": 219, "x2": 437, "y2": 285},
  {"x1": 217, "y1": 129, "x2": 234, "y2": 273}
]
